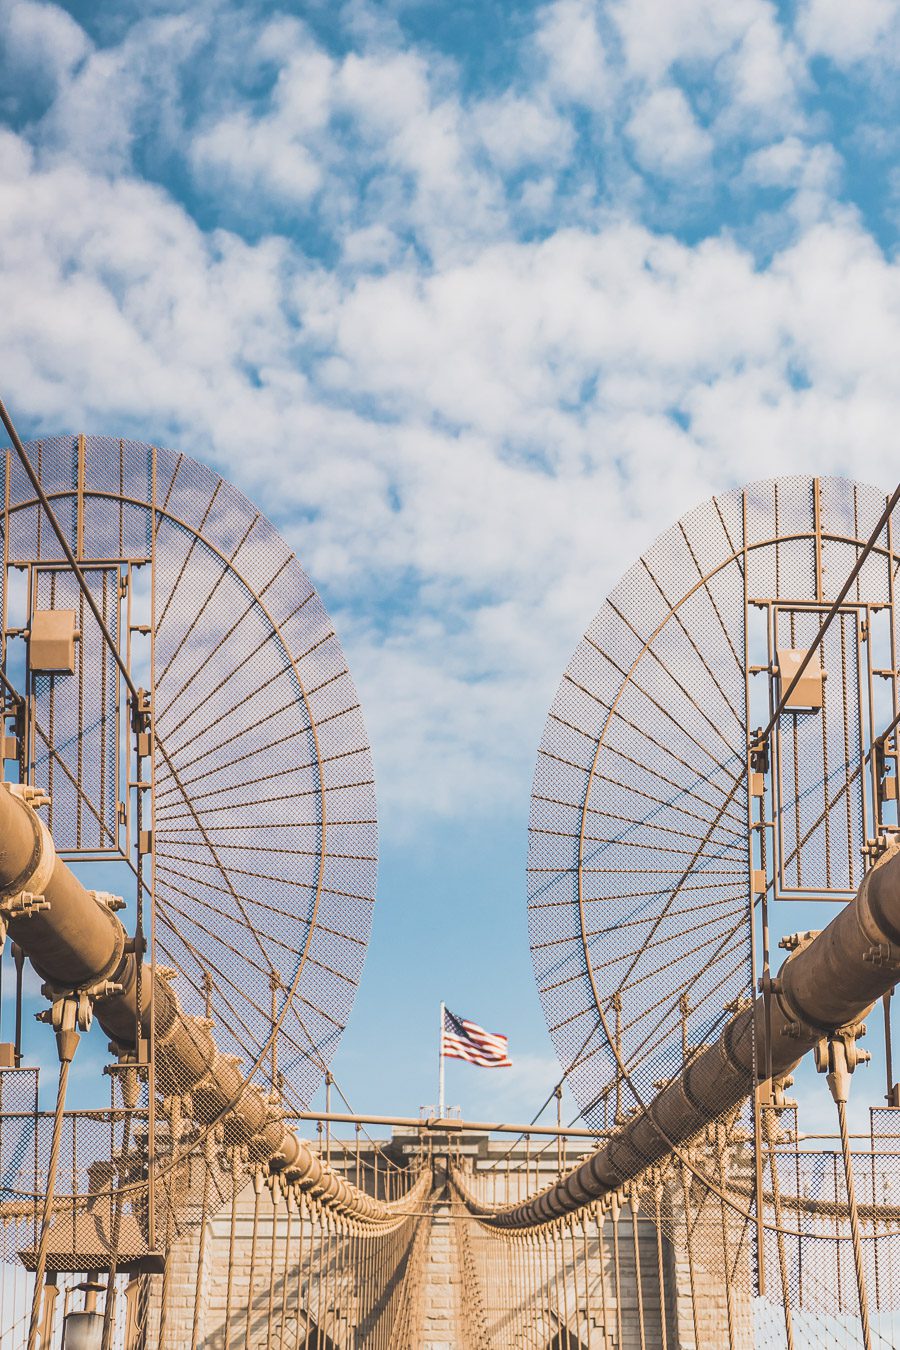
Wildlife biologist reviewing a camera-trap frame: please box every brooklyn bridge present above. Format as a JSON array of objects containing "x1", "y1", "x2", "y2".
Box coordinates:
[{"x1": 1, "y1": 420, "x2": 899, "y2": 1348}]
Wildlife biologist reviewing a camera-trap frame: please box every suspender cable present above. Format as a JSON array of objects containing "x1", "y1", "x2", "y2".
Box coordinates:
[
  {"x1": 26, "y1": 1056, "x2": 72, "y2": 1350},
  {"x1": 223, "y1": 1155, "x2": 240, "y2": 1350},
  {"x1": 630, "y1": 1186, "x2": 647, "y2": 1350},
  {"x1": 244, "y1": 1171, "x2": 263, "y2": 1350},
  {"x1": 653, "y1": 1177, "x2": 669, "y2": 1350}
]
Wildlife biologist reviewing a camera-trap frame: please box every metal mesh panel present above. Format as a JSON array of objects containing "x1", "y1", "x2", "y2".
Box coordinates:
[
  {"x1": 31, "y1": 566, "x2": 120, "y2": 852},
  {"x1": 528, "y1": 473, "x2": 900, "y2": 1342},
  {"x1": 0, "y1": 436, "x2": 378, "y2": 1267},
  {"x1": 149, "y1": 442, "x2": 376, "y2": 1108},
  {"x1": 529, "y1": 485, "x2": 751, "y2": 1131},
  {"x1": 0, "y1": 1069, "x2": 39, "y2": 1265},
  {"x1": 774, "y1": 607, "x2": 865, "y2": 896}
]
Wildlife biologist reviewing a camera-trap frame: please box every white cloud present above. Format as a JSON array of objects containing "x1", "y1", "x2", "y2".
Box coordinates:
[
  {"x1": 610, "y1": 0, "x2": 806, "y2": 138},
  {"x1": 191, "y1": 36, "x2": 332, "y2": 205},
  {"x1": 535, "y1": 0, "x2": 609, "y2": 108},
  {"x1": 341, "y1": 223, "x2": 404, "y2": 269},
  {"x1": 188, "y1": 35, "x2": 514, "y2": 259},
  {"x1": 8, "y1": 88, "x2": 900, "y2": 836},
  {"x1": 741, "y1": 136, "x2": 843, "y2": 225},
  {"x1": 192, "y1": 109, "x2": 324, "y2": 205},
  {"x1": 472, "y1": 92, "x2": 574, "y2": 174},
  {"x1": 611, "y1": 0, "x2": 786, "y2": 80},
  {"x1": 0, "y1": 0, "x2": 89, "y2": 89},
  {"x1": 28, "y1": 12, "x2": 203, "y2": 171},
  {"x1": 0, "y1": 0, "x2": 898, "y2": 844},
  {"x1": 798, "y1": 0, "x2": 900, "y2": 65},
  {"x1": 4, "y1": 0, "x2": 900, "y2": 1124},
  {"x1": 626, "y1": 84, "x2": 713, "y2": 176}
]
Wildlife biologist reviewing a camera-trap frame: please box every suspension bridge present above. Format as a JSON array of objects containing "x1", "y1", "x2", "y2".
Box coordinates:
[{"x1": 0, "y1": 415, "x2": 899, "y2": 1347}]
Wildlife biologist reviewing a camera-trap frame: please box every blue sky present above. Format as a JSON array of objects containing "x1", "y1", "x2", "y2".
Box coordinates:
[{"x1": 3, "y1": 0, "x2": 900, "y2": 1130}]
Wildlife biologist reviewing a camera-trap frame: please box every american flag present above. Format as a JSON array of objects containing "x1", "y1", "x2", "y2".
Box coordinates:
[{"x1": 441, "y1": 1008, "x2": 512, "y2": 1068}]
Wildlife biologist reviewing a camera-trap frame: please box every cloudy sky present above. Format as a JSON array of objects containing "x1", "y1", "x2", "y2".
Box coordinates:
[{"x1": 3, "y1": 0, "x2": 900, "y2": 1125}]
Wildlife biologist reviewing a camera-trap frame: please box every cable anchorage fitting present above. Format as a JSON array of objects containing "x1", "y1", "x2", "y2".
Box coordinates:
[
  {"x1": 36, "y1": 979, "x2": 124, "y2": 1063},
  {"x1": 814, "y1": 1022, "x2": 871, "y2": 1105}
]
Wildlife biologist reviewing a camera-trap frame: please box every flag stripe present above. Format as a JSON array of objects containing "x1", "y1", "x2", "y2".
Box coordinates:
[{"x1": 441, "y1": 1008, "x2": 512, "y2": 1068}]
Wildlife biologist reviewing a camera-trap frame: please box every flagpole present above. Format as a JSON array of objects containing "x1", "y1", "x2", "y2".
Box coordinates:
[{"x1": 438, "y1": 1001, "x2": 445, "y2": 1119}]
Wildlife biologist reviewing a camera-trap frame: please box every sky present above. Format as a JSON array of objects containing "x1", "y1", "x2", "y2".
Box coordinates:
[{"x1": 3, "y1": 0, "x2": 900, "y2": 1132}]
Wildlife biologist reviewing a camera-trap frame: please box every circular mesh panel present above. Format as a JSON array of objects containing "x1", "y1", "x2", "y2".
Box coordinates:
[
  {"x1": 529, "y1": 474, "x2": 900, "y2": 1131},
  {"x1": 10, "y1": 436, "x2": 377, "y2": 1110}
]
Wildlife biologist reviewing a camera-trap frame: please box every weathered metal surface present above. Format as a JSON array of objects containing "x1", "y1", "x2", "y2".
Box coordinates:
[
  {"x1": 460, "y1": 846, "x2": 900, "y2": 1228},
  {"x1": 0, "y1": 714, "x2": 405, "y2": 1226}
]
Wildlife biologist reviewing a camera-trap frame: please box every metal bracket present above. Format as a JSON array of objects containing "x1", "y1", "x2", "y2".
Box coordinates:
[
  {"x1": 130, "y1": 687, "x2": 152, "y2": 734},
  {"x1": 6, "y1": 783, "x2": 51, "y2": 811},
  {"x1": 0, "y1": 889, "x2": 50, "y2": 953},
  {"x1": 758, "y1": 1073, "x2": 797, "y2": 1114},
  {"x1": 37, "y1": 978, "x2": 123, "y2": 1051},
  {"x1": 749, "y1": 728, "x2": 769, "y2": 775},
  {"x1": 35, "y1": 990, "x2": 92, "y2": 1063},
  {"x1": 863, "y1": 941, "x2": 900, "y2": 969},
  {"x1": 4, "y1": 890, "x2": 50, "y2": 918},
  {"x1": 814, "y1": 1023, "x2": 871, "y2": 1104},
  {"x1": 104, "y1": 1053, "x2": 143, "y2": 1110}
]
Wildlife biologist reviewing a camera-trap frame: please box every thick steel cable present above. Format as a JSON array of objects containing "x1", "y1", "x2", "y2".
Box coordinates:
[
  {"x1": 610, "y1": 1198, "x2": 623, "y2": 1350},
  {"x1": 302, "y1": 1193, "x2": 317, "y2": 1339},
  {"x1": 0, "y1": 413, "x2": 395, "y2": 1231},
  {"x1": 592, "y1": 1206, "x2": 608, "y2": 1344},
  {"x1": 629, "y1": 1188, "x2": 647, "y2": 1350},
  {"x1": 763, "y1": 1111, "x2": 796, "y2": 1350},
  {"x1": 524, "y1": 479, "x2": 900, "y2": 1240},
  {"x1": 244, "y1": 1173, "x2": 263, "y2": 1349},
  {"x1": 135, "y1": 1274, "x2": 151, "y2": 1350},
  {"x1": 580, "y1": 1213, "x2": 593, "y2": 1349},
  {"x1": 837, "y1": 1097, "x2": 873, "y2": 1350},
  {"x1": 653, "y1": 1181, "x2": 668, "y2": 1350},
  {"x1": 292, "y1": 1189, "x2": 306, "y2": 1350},
  {"x1": 25, "y1": 1057, "x2": 70, "y2": 1350},
  {"x1": 223, "y1": 1154, "x2": 240, "y2": 1350},
  {"x1": 567, "y1": 1217, "x2": 581, "y2": 1349},
  {"x1": 716, "y1": 1129, "x2": 737, "y2": 1350},
  {"x1": 678, "y1": 1162, "x2": 701, "y2": 1350},
  {"x1": 100, "y1": 1110, "x2": 133, "y2": 1350},
  {"x1": 265, "y1": 1183, "x2": 278, "y2": 1350},
  {"x1": 155, "y1": 1243, "x2": 172, "y2": 1349},
  {"x1": 554, "y1": 1218, "x2": 567, "y2": 1339},
  {"x1": 190, "y1": 1156, "x2": 211, "y2": 1350},
  {"x1": 278, "y1": 1188, "x2": 293, "y2": 1350},
  {"x1": 315, "y1": 1205, "x2": 325, "y2": 1343}
]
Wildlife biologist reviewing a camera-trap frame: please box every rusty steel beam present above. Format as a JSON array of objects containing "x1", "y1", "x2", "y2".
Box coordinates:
[
  {"x1": 0, "y1": 784, "x2": 402, "y2": 1224},
  {"x1": 460, "y1": 846, "x2": 900, "y2": 1228}
]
